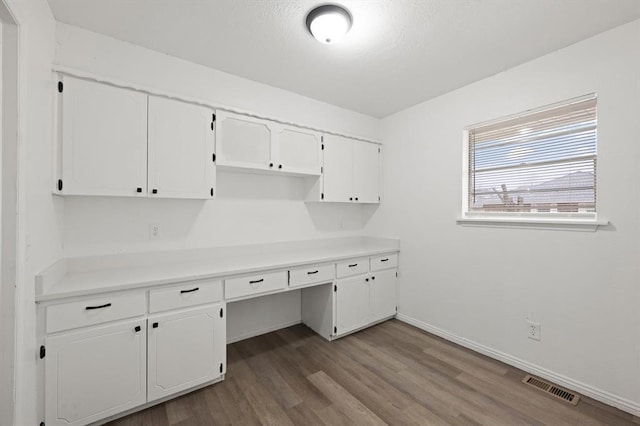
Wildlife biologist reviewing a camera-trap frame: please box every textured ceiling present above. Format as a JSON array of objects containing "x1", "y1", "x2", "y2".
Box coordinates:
[{"x1": 47, "y1": 0, "x2": 640, "y2": 118}]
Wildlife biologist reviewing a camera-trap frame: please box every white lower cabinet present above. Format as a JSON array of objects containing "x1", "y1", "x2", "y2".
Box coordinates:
[
  {"x1": 369, "y1": 269, "x2": 397, "y2": 322},
  {"x1": 45, "y1": 319, "x2": 147, "y2": 426},
  {"x1": 335, "y1": 275, "x2": 371, "y2": 336},
  {"x1": 147, "y1": 304, "x2": 225, "y2": 402}
]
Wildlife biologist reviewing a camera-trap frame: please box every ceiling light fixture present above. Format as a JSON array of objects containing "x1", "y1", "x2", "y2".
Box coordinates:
[{"x1": 306, "y1": 4, "x2": 353, "y2": 44}]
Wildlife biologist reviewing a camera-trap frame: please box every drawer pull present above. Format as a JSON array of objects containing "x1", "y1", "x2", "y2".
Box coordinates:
[
  {"x1": 307, "y1": 270, "x2": 319, "y2": 275},
  {"x1": 249, "y1": 279, "x2": 264, "y2": 284},
  {"x1": 85, "y1": 303, "x2": 111, "y2": 310},
  {"x1": 380, "y1": 258, "x2": 389, "y2": 262},
  {"x1": 348, "y1": 264, "x2": 358, "y2": 268},
  {"x1": 180, "y1": 287, "x2": 199, "y2": 294}
]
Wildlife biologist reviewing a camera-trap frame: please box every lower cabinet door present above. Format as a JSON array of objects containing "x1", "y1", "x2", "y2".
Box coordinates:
[
  {"x1": 335, "y1": 275, "x2": 370, "y2": 336},
  {"x1": 369, "y1": 269, "x2": 397, "y2": 322},
  {"x1": 45, "y1": 319, "x2": 147, "y2": 426},
  {"x1": 147, "y1": 304, "x2": 225, "y2": 402}
]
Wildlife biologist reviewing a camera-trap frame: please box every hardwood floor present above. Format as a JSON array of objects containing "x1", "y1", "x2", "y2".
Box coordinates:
[{"x1": 108, "y1": 320, "x2": 639, "y2": 425}]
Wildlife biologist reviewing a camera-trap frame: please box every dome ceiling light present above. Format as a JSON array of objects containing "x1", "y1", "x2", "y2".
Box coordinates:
[{"x1": 305, "y1": 4, "x2": 353, "y2": 44}]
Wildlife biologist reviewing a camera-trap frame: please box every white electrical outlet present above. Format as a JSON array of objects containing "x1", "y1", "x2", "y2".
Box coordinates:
[
  {"x1": 527, "y1": 320, "x2": 541, "y2": 341},
  {"x1": 149, "y1": 224, "x2": 161, "y2": 240}
]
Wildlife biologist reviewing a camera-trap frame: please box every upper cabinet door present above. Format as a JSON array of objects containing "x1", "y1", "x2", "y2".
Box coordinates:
[
  {"x1": 322, "y1": 135, "x2": 354, "y2": 202},
  {"x1": 148, "y1": 96, "x2": 215, "y2": 199},
  {"x1": 353, "y1": 141, "x2": 380, "y2": 203},
  {"x1": 215, "y1": 111, "x2": 273, "y2": 171},
  {"x1": 274, "y1": 125, "x2": 322, "y2": 175},
  {"x1": 60, "y1": 76, "x2": 148, "y2": 196}
]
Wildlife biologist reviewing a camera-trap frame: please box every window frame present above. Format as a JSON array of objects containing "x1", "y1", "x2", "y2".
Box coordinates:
[{"x1": 459, "y1": 94, "x2": 607, "y2": 231}]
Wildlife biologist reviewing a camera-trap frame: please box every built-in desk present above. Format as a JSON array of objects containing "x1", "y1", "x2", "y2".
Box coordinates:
[{"x1": 35, "y1": 237, "x2": 400, "y2": 426}]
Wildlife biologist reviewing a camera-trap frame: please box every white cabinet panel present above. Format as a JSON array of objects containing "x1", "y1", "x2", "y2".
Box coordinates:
[
  {"x1": 60, "y1": 76, "x2": 147, "y2": 196},
  {"x1": 276, "y1": 126, "x2": 321, "y2": 175},
  {"x1": 370, "y1": 253, "x2": 398, "y2": 272},
  {"x1": 147, "y1": 305, "x2": 225, "y2": 402},
  {"x1": 224, "y1": 271, "x2": 287, "y2": 301},
  {"x1": 216, "y1": 111, "x2": 272, "y2": 170},
  {"x1": 322, "y1": 134, "x2": 354, "y2": 202},
  {"x1": 147, "y1": 96, "x2": 215, "y2": 199},
  {"x1": 45, "y1": 319, "x2": 146, "y2": 426},
  {"x1": 46, "y1": 292, "x2": 146, "y2": 333},
  {"x1": 353, "y1": 141, "x2": 380, "y2": 203},
  {"x1": 336, "y1": 258, "x2": 368, "y2": 278},
  {"x1": 335, "y1": 275, "x2": 370, "y2": 336},
  {"x1": 369, "y1": 269, "x2": 397, "y2": 323},
  {"x1": 289, "y1": 264, "x2": 335, "y2": 288},
  {"x1": 149, "y1": 280, "x2": 223, "y2": 313}
]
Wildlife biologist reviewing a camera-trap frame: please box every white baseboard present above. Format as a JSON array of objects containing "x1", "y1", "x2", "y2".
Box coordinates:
[
  {"x1": 396, "y1": 313, "x2": 640, "y2": 418},
  {"x1": 226, "y1": 320, "x2": 302, "y2": 344}
]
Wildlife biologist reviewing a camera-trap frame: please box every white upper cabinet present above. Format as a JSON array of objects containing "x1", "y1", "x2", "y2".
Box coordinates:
[
  {"x1": 56, "y1": 76, "x2": 215, "y2": 199},
  {"x1": 59, "y1": 76, "x2": 148, "y2": 197},
  {"x1": 148, "y1": 96, "x2": 216, "y2": 199},
  {"x1": 216, "y1": 110, "x2": 321, "y2": 176},
  {"x1": 353, "y1": 140, "x2": 381, "y2": 203},
  {"x1": 316, "y1": 135, "x2": 381, "y2": 203},
  {"x1": 275, "y1": 126, "x2": 322, "y2": 175},
  {"x1": 216, "y1": 111, "x2": 273, "y2": 171}
]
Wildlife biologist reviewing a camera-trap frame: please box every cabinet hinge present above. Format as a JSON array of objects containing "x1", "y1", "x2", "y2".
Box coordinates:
[
  {"x1": 321, "y1": 166, "x2": 323, "y2": 174},
  {"x1": 378, "y1": 196, "x2": 381, "y2": 202},
  {"x1": 212, "y1": 113, "x2": 216, "y2": 122},
  {"x1": 333, "y1": 326, "x2": 337, "y2": 334},
  {"x1": 57, "y1": 81, "x2": 63, "y2": 93},
  {"x1": 321, "y1": 135, "x2": 324, "y2": 142},
  {"x1": 219, "y1": 307, "x2": 224, "y2": 318},
  {"x1": 396, "y1": 306, "x2": 398, "y2": 312},
  {"x1": 210, "y1": 188, "x2": 214, "y2": 197},
  {"x1": 57, "y1": 179, "x2": 63, "y2": 191},
  {"x1": 212, "y1": 153, "x2": 216, "y2": 163},
  {"x1": 378, "y1": 147, "x2": 381, "y2": 153},
  {"x1": 396, "y1": 271, "x2": 398, "y2": 277},
  {"x1": 219, "y1": 363, "x2": 223, "y2": 373},
  {"x1": 334, "y1": 284, "x2": 337, "y2": 292},
  {"x1": 39, "y1": 345, "x2": 45, "y2": 359},
  {"x1": 321, "y1": 144, "x2": 324, "y2": 150},
  {"x1": 321, "y1": 193, "x2": 324, "y2": 200}
]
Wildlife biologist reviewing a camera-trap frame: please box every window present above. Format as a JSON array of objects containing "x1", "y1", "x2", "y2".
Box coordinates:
[{"x1": 466, "y1": 95, "x2": 597, "y2": 217}]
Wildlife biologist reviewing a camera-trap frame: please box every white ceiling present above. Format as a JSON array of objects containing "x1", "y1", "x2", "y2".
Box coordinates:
[{"x1": 47, "y1": 0, "x2": 640, "y2": 118}]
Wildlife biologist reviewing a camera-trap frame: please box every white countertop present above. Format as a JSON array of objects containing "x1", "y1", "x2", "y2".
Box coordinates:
[{"x1": 36, "y1": 237, "x2": 400, "y2": 302}]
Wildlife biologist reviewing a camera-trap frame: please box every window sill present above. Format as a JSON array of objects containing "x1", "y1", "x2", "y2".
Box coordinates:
[{"x1": 456, "y1": 216, "x2": 609, "y2": 232}]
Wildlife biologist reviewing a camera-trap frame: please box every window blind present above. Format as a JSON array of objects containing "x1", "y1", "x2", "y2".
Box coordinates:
[{"x1": 468, "y1": 96, "x2": 597, "y2": 214}]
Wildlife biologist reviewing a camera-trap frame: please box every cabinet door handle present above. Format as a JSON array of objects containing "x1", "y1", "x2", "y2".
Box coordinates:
[
  {"x1": 349, "y1": 197, "x2": 353, "y2": 201},
  {"x1": 134, "y1": 326, "x2": 141, "y2": 332},
  {"x1": 152, "y1": 322, "x2": 159, "y2": 328},
  {"x1": 381, "y1": 258, "x2": 389, "y2": 262},
  {"x1": 365, "y1": 278, "x2": 369, "y2": 282},
  {"x1": 249, "y1": 279, "x2": 264, "y2": 284},
  {"x1": 269, "y1": 163, "x2": 274, "y2": 168},
  {"x1": 348, "y1": 264, "x2": 358, "y2": 268},
  {"x1": 278, "y1": 164, "x2": 282, "y2": 169},
  {"x1": 85, "y1": 303, "x2": 111, "y2": 310},
  {"x1": 152, "y1": 189, "x2": 158, "y2": 194},
  {"x1": 307, "y1": 270, "x2": 319, "y2": 275},
  {"x1": 355, "y1": 197, "x2": 359, "y2": 201},
  {"x1": 136, "y1": 187, "x2": 142, "y2": 193},
  {"x1": 180, "y1": 287, "x2": 199, "y2": 294},
  {"x1": 371, "y1": 276, "x2": 376, "y2": 280}
]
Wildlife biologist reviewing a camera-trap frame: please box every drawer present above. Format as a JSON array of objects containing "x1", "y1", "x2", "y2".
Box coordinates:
[
  {"x1": 336, "y1": 258, "x2": 369, "y2": 278},
  {"x1": 370, "y1": 253, "x2": 398, "y2": 271},
  {"x1": 289, "y1": 264, "x2": 335, "y2": 289},
  {"x1": 149, "y1": 280, "x2": 223, "y2": 313},
  {"x1": 225, "y1": 271, "x2": 287, "y2": 300},
  {"x1": 46, "y1": 292, "x2": 146, "y2": 333}
]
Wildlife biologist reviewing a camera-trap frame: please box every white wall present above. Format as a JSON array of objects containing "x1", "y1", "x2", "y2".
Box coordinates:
[
  {"x1": 3, "y1": 0, "x2": 59, "y2": 425},
  {"x1": 367, "y1": 20, "x2": 640, "y2": 413}
]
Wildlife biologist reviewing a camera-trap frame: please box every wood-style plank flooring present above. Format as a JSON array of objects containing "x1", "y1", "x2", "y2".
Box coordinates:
[{"x1": 108, "y1": 320, "x2": 639, "y2": 425}]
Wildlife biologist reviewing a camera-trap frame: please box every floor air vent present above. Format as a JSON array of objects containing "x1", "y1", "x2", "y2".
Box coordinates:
[{"x1": 522, "y1": 375, "x2": 580, "y2": 405}]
